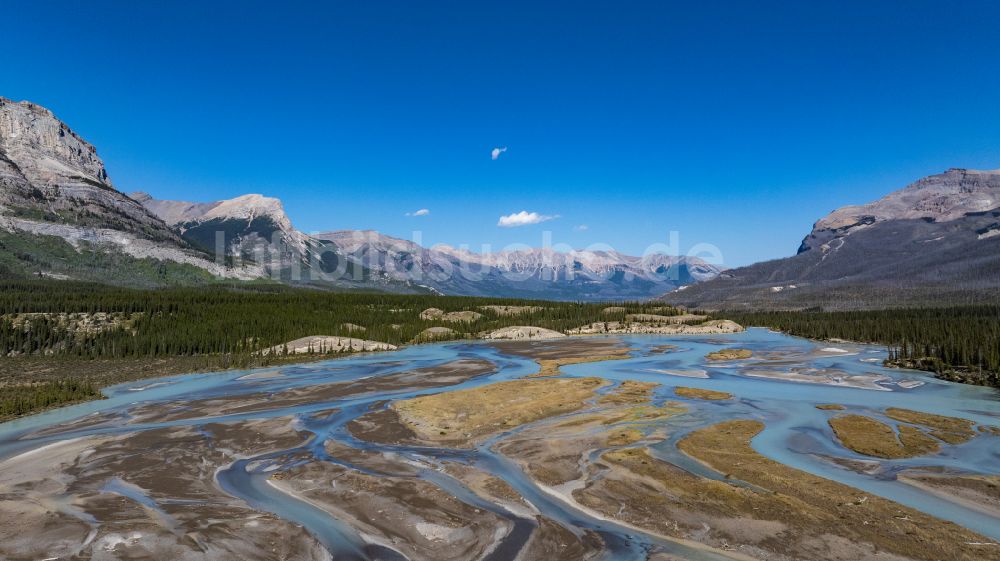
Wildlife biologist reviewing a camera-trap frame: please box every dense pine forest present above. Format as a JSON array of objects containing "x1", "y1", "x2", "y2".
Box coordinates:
[
  {"x1": 0, "y1": 280, "x2": 670, "y2": 419},
  {"x1": 719, "y1": 307, "x2": 1000, "y2": 387}
]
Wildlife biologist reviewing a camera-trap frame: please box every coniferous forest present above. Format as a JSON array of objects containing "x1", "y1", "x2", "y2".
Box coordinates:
[
  {"x1": 0, "y1": 280, "x2": 667, "y2": 419},
  {"x1": 2, "y1": 279, "x2": 998, "y2": 420},
  {"x1": 719, "y1": 307, "x2": 1000, "y2": 387}
]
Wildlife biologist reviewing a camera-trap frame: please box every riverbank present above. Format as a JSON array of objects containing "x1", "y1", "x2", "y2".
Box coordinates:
[{"x1": 1, "y1": 308, "x2": 744, "y2": 421}]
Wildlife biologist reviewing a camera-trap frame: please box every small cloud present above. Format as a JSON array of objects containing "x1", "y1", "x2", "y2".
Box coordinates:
[
  {"x1": 497, "y1": 210, "x2": 558, "y2": 227},
  {"x1": 405, "y1": 208, "x2": 430, "y2": 217},
  {"x1": 573, "y1": 224, "x2": 589, "y2": 231},
  {"x1": 491, "y1": 146, "x2": 507, "y2": 160}
]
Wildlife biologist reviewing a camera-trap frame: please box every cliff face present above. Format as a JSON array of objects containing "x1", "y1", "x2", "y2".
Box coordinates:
[
  {"x1": 799, "y1": 168, "x2": 1000, "y2": 253},
  {"x1": 0, "y1": 98, "x2": 180, "y2": 243}
]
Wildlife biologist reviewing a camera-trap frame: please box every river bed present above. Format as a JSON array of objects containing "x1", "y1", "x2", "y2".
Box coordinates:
[{"x1": 1, "y1": 328, "x2": 998, "y2": 561}]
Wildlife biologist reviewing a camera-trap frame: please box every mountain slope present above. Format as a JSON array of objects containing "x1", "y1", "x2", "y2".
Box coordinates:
[
  {"x1": 0, "y1": 97, "x2": 262, "y2": 283},
  {"x1": 1, "y1": 97, "x2": 720, "y2": 299},
  {"x1": 664, "y1": 168, "x2": 1000, "y2": 310},
  {"x1": 0, "y1": 98, "x2": 180, "y2": 242}
]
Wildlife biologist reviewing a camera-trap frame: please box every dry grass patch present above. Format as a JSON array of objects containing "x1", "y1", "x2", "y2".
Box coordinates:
[
  {"x1": 674, "y1": 386, "x2": 732, "y2": 401},
  {"x1": 815, "y1": 404, "x2": 846, "y2": 410},
  {"x1": 529, "y1": 353, "x2": 632, "y2": 378},
  {"x1": 828, "y1": 414, "x2": 939, "y2": 458},
  {"x1": 606, "y1": 428, "x2": 645, "y2": 447},
  {"x1": 885, "y1": 407, "x2": 976, "y2": 445},
  {"x1": 705, "y1": 348, "x2": 753, "y2": 361},
  {"x1": 667, "y1": 420, "x2": 1000, "y2": 561},
  {"x1": 598, "y1": 380, "x2": 658, "y2": 405},
  {"x1": 392, "y1": 377, "x2": 609, "y2": 447}
]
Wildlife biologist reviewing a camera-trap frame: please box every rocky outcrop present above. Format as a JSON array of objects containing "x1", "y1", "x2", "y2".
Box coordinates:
[
  {"x1": 264, "y1": 336, "x2": 397, "y2": 355},
  {"x1": 412, "y1": 327, "x2": 459, "y2": 342},
  {"x1": 0, "y1": 98, "x2": 180, "y2": 243},
  {"x1": 483, "y1": 326, "x2": 567, "y2": 340},
  {"x1": 799, "y1": 168, "x2": 1000, "y2": 253}
]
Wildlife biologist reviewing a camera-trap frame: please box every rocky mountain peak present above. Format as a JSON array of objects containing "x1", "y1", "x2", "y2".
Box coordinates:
[
  {"x1": 801, "y1": 167, "x2": 1000, "y2": 253},
  {"x1": 0, "y1": 98, "x2": 178, "y2": 243},
  {"x1": 1, "y1": 97, "x2": 111, "y2": 188}
]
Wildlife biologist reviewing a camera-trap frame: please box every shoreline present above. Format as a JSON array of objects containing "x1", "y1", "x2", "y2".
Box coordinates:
[{"x1": 2, "y1": 324, "x2": 944, "y2": 427}]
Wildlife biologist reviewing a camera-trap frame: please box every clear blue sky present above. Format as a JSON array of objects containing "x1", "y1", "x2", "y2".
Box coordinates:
[{"x1": 5, "y1": 1, "x2": 1000, "y2": 266}]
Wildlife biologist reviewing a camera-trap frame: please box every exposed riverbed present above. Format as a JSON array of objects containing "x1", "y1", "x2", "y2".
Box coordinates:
[{"x1": 1, "y1": 328, "x2": 998, "y2": 560}]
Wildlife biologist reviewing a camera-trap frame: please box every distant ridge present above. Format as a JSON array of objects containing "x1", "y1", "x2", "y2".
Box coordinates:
[{"x1": 663, "y1": 168, "x2": 1000, "y2": 310}]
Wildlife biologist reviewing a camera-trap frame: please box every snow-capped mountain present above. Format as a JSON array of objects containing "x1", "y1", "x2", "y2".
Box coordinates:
[{"x1": 316, "y1": 230, "x2": 724, "y2": 300}]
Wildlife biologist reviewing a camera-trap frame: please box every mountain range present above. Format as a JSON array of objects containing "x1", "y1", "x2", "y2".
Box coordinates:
[
  {"x1": 0, "y1": 97, "x2": 721, "y2": 300},
  {"x1": 3, "y1": 96, "x2": 997, "y2": 307},
  {"x1": 663, "y1": 167, "x2": 1000, "y2": 310}
]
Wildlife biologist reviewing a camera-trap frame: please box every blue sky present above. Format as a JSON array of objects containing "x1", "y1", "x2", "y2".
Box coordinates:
[{"x1": 5, "y1": 1, "x2": 1000, "y2": 266}]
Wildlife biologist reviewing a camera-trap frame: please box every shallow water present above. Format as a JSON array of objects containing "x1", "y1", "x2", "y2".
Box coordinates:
[{"x1": 2, "y1": 328, "x2": 999, "y2": 560}]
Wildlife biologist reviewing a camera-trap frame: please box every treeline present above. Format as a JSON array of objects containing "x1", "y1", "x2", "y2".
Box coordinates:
[
  {"x1": 719, "y1": 307, "x2": 1000, "y2": 387},
  {"x1": 0, "y1": 280, "x2": 653, "y2": 361},
  {"x1": 0, "y1": 378, "x2": 100, "y2": 418},
  {"x1": 0, "y1": 279, "x2": 678, "y2": 419}
]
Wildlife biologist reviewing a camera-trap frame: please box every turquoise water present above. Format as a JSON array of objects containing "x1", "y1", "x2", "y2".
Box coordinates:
[{"x1": 2, "y1": 328, "x2": 998, "y2": 560}]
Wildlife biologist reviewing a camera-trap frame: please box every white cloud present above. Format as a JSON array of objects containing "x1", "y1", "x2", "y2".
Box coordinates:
[
  {"x1": 497, "y1": 210, "x2": 558, "y2": 227},
  {"x1": 574, "y1": 224, "x2": 589, "y2": 231},
  {"x1": 405, "y1": 208, "x2": 430, "y2": 217},
  {"x1": 491, "y1": 146, "x2": 507, "y2": 160}
]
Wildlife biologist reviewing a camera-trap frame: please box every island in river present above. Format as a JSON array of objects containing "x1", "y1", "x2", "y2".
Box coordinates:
[{"x1": 1, "y1": 329, "x2": 999, "y2": 561}]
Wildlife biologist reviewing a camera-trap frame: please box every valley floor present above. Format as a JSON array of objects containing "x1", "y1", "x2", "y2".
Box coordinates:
[{"x1": 2, "y1": 331, "x2": 998, "y2": 561}]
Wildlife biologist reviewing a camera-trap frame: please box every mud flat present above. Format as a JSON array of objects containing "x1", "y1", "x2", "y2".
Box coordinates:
[
  {"x1": 898, "y1": 471, "x2": 1000, "y2": 518},
  {"x1": 125, "y1": 358, "x2": 498, "y2": 423},
  {"x1": 828, "y1": 414, "x2": 939, "y2": 458},
  {"x1": 0, "y1": 417, "x2": 327, "y2": 561},
  {"x1": 269, "y1": 457, "x2": 510, "y2": 561},
  {"x1": 574, "y1": 420, "x2": 1000, "y2": 561},
  {"x1": 742, "y1": 367, "x2": 892, "y2": 390},
  {"x1": 646, "y1": 368, "x2": 709, "y2": 378},
  {"x1": 311, "y1": 442, "x2": 606, "y2": 561}
]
